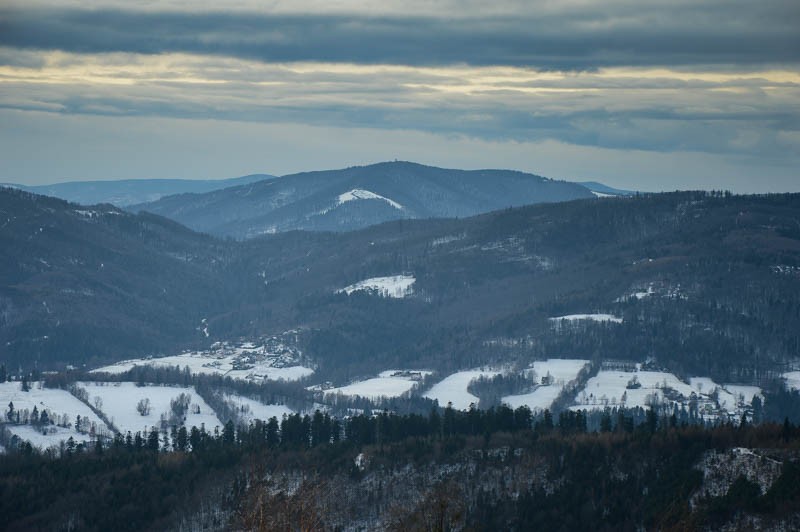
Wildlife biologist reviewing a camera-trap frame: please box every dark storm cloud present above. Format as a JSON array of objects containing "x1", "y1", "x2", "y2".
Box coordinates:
[{"x1": 1, "y1": 3, "x2": 799, "y2": 69}]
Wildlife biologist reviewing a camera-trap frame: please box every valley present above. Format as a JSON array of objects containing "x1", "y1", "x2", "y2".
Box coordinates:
[{"x1": 2, "y1": 182, "x2": 800, "y2": 531}]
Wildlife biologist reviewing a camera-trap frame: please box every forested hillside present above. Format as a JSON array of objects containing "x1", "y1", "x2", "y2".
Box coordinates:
[{"x1": 2, "y1": 187, "x2": 799, "y2": 386}]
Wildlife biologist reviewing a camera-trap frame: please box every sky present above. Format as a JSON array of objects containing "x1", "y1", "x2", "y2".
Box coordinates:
[{"x1": 0, "y1": 0, "x2": 798, "y2": 192}]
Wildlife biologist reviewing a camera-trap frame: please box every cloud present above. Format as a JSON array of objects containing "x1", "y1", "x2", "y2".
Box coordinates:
[
  {"x1": 1, "y1": 2, "x2": 799, "y2": 70},
  {"x1": 0, "y1": 1, "x2": 797, "y2": 190},
  {"x1": 0, "y1": 51, "x2": 797, "y2": 158}
]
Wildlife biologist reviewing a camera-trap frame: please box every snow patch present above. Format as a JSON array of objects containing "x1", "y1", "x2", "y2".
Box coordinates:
[
  {"x1": 691, "y1": 448, "x2": 783, "y2": 508},
  {"x1": 431, "y1": 233, "x2": 466, "y2": 247},
  {"x1": 338, "y1": 275, "x2": 415, "y2": 298},
  {"x1": 549, "y1": 314, "x2": 622, "y2": 324}
]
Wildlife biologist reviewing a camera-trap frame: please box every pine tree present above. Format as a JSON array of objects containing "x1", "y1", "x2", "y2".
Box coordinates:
[
  {"x1": 266, "y1": 417, "x2": 279, "y2": 448},
  {"x1": 147, "y1": 427, "x2": 160, "y2": 451},
  {"x1": 222, "y1": 420, "x2": 235, "y2": 446},
  {"x1": 176, "y1": 426, "x2": 188, "y2": 452}
]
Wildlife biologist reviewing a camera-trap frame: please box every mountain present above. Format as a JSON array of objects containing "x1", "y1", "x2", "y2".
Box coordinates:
[
  {"x1": 131, "y1": 161, "x2": 595, "y2": 238},
  {"x1": 0, "y1": 186, "x2": 239, "y2": 369},
  {"x1": 2, "y1": 174, "x2": 274, "y2": 207},
  {"x1": 3, "y1": 185, "x2": 799, "y2": 387}
]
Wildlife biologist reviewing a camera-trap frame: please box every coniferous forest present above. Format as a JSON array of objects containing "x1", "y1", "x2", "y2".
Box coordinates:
[{"x1": 1, "y1": 405, "x2": 800, "y2": 531}]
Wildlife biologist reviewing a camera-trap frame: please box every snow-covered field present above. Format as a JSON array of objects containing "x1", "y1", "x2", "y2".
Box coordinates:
[
  {"x1": 78, "y1": 382, "x2": 221, "y2": 435},
  {"x1": 784, "y1": 371, "x2": 800, "y2": 391},
  {"x1": 503, "y1": 359, "x2": 589, "y2": 412},
  {"x1": 324, "y1": 370, "x2": 431, "y2": 401},
  {"x1": 575, "y1": 370, "x2": 695, "y2": 410},
  {"x1": 223, "y1": 393, "x2": 293, "y2": 423},
  {"x1": 724, "y1": 385, "x2": 763, "y2": 408},
  {"x1": 549, "y1": 314, "x2": 623, "y2": 324},
  {"x1": 338, "y1": 275, "x2": 416, "y2": 298},
  {"x1": 688, "y1": 378, "x2": 763, "y2": 411},
  {"x1": 573, "y1": 370, "x2": 762, "y2": 419},
  {"x1": 93, "y1": 354, "x2": 313, "y2": 381},
  {"x1": 503, "y1": 385, "x2": 564, "y2": 412},
  {"x1": 5, "y1": 425, "x2": 89, "y2": 450},
  {"x1": 0, "y1": 381, "x2": 112, "y2": 449},
  {"x1": 529, "y1": 359, "x2": 590, "y2": 384},
  {"x1": 424, "y1": 369, "x2": 501, "y2": 410},
  {"x1": 92, "y1": 340, "x2": 313, "y2": 382}
]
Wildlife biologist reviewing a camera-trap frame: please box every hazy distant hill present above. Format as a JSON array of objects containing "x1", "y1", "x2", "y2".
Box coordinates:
[
  {"x1": 579, "y1": 181, "x2": 635, "y2": 197},
  {"x1": 132, "y1": 161, "x2": 595, "y2": 238},
  {"x1": 3, "y1": 174, "x2": 274, "y2": 207}
]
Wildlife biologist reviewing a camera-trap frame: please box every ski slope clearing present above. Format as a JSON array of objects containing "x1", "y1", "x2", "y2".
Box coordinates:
[
  {"x1": 223, "y1": 394, "x2": 293, "y2": 423},
  {"x1": 324, "y1": 370, "x2": 431, "y2": 401},
  {"x1": 0, "y1": 381, "x2": 111, "y2": 449},
  {"x1": 549, "y1": 314, "x2": 622, "y2": 324},
  {"x1": 337, "y1": 189, "x2": 403, "y2": 210},
  {"x1": 424, "y1": 369, "x2": 501, "y2": 410},
  {"x1": 78, "y1": 382, "x2": 221, "y2": 435},
  {"x1": 92, "y1": 339, "x2": 313, "y2": 382},
  {"x1": 503, "y1": 359, "x2": 589, "y2": 412},
  {"x1": 338, "y1": 275, "x2": 415, "y2": 298}
]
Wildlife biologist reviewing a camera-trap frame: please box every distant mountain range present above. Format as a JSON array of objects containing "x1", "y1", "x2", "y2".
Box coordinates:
[
  {"x1": 129, "y1": 161, "x2": 596, "y2": 238},
  {"x1": 2, "y1": 163, "x2": 635, "y2": 238},
  {"x1": 579, "y1": 181, "x2": 635, "y2": 197},
  {"x1": 1, "y1": 174, "x2": 274, "y2": 207}
]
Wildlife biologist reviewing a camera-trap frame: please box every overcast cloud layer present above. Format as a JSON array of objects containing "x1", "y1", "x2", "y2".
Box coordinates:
[{"x1": 0, "y1": 0, "x2": 798, "y2": 191}]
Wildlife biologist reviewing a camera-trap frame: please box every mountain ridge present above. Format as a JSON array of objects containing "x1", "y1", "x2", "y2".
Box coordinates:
[
  {"x1": 2, "y1": 185, "x2": 799, "y2": 388},
  {"x1": 131, "y1": 161, "x2": 595, "y2": 237}
]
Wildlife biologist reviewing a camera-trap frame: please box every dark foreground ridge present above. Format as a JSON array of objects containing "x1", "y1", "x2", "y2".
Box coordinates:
[{"x1": 2, "y1": 405, "x2": 799, "y2": 531}]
